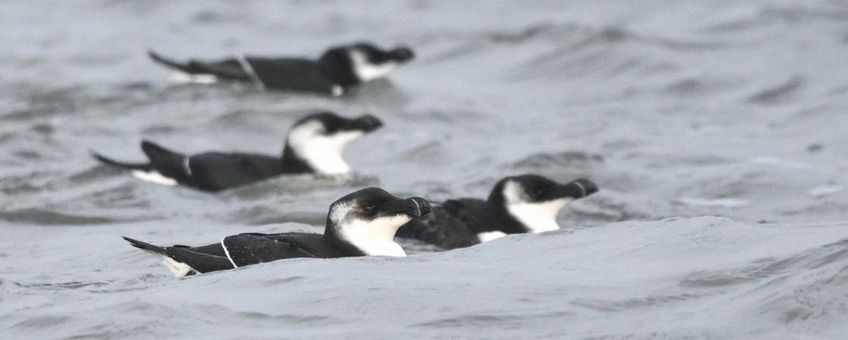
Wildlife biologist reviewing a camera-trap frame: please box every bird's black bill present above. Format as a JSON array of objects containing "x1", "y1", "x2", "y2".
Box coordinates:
[
  {"x1": 353, "y1": 114, "x2": 383, "y2": 132},
  {"x1": 406, "y1": 197, "x2": 431, "y2": 217},
  {"x1": 382, "y1": 196, "x2": 431, "y2": 218},
  {"x1": 390, "y1": 47, "x2": 415, "y2": 62},
  {"x1": 556, "y1": 179, "x2": 599, "y2": 199}
]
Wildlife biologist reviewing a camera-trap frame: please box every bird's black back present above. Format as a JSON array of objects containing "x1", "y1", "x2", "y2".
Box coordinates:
[
  {"x1": 126, "y1": 232, "x2": 347, "y2": 275},
  {"x1": 246, "y1": 57, "x2": 339, "y2": 94},
  {"x1": 141, "y1": 141, "x2": 191, "y2": 183},
  {"x1": 220, "y1": 233, "x2": 324, "y2": 267},
  {"x1": 187, "y1": 152, "x2": 282, "y2": 191},
  {"x1": 280, "y1": 143, "x2": 314, "y2": 174},
  {"x1": 396, "y1": 198, "x2": 494, "y2": 249}
]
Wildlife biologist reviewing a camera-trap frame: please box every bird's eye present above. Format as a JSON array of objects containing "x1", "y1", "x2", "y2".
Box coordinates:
[
  {"x1": 535, "y1": 190, "x2": 547, "y2": 197},
  {"x1": 364, "y1": 205, "x2": 377, "y2": 212}
]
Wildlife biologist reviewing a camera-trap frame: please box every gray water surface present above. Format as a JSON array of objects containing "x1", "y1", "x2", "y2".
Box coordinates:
[{"x1": 2, "y1": 1, "x2": 848, "y2": 338}]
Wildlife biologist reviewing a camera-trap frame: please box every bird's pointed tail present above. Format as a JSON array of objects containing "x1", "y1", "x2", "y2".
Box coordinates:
[
  {"x1": 147, "y1": 49, "x2": 196, "y2": 73},
  {"x1": 123, "y1": 236, "x2": 168, "y2": 256},
  {"x1": 92, "y1": 152, "x2": 151, "y2": 171}
]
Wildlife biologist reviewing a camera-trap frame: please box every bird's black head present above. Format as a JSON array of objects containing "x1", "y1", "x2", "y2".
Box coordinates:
[
  {"x1": 350, "y1": 42, "x2": 415, "y2": 64},
  {"x1": 330, "y1": 187, "x2": 431, "y2": 222},
  {"x1": 487, "y1": 174, "x2": 599, "y2": 233},
  {"x1": 318, "y1": 41, "x2": 415, "y2": 85},
  {"x1": 291, "y1": 111, "x2": 383, "y2": 135},
  {"x1": 282, "y1": 112, "x2": 383, "y2": 175},
  {"x1": 491, "y1": 175, "x2": 599, "y2": 203},
  {"x1": 324, "y1": 187, "x2": 431, "y2": 256}
]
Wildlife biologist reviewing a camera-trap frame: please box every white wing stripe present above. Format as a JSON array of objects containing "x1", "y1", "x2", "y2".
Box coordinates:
[{"x1": 220, "y1": 237, "x2": 239, "y2": 268}]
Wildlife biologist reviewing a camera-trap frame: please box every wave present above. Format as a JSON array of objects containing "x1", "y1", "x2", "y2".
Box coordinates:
[{"x1": 4, "y1": 217, "x2": 846, "y2": 338}]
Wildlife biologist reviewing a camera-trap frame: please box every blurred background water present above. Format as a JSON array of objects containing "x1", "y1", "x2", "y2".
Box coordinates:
[{"x1": 2, "y1": 0, "x2": 848, "y2": 338}]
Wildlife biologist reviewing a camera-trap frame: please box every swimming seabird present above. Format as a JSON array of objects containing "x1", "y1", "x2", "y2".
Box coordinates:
[
  {"x1": 396, "y1": 174, "x2": 598, "y2": 249},
  {"x1": 92, "y1": 111, "x2": 382, "y2": 191},
  {"x1": 124, "y1": 187, "x2": 431, "y2": 277},
  {"x1": 148, "y1": 41, "x2": 415, "y2": 96}
]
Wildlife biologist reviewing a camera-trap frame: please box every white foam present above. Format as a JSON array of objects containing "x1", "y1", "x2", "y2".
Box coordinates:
[
  {"x1": 677, "y1": 197, "x2": 750, "y2": 208},
  {"x1": 808, "y1": 185, "x2": 843, "y2": 198},
  {"x1": 170, "y1": 72, "x2": 218, "y2": 84},
  {"x1": 131, "y1": 170, "x2": 178, "y2": 186},
  {"x1": 749, "y1": 156, "x2": 811, "y2": 169}
]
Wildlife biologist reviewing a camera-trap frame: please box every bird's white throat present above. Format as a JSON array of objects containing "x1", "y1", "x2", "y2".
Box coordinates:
[
  {"x1": 503, "y1": 181, "x2": 571, "y2": 233},
  {"x1": 330, "y1": 202, "x2": 408, "y2": 257},
  {"x1": 349, "y1": 50, "x2": 398, "y2": 82},
  {"x1": 287, "y1": 121, "x2": 364, "y2": 175}
]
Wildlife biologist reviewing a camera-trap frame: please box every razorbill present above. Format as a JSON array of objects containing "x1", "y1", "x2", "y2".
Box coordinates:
[
  {"x1": 396, "y1": 174, "x2": 599, "y2": 249},
  {"x1": 148, "y1": 41, "x2": 415, "y2": 96},
  {"x1": 92, "y1": 111, "x2": 382, "y2": 192},
  {"x1": 123, "y1": 187, "x2": 431, "y2": 277}
]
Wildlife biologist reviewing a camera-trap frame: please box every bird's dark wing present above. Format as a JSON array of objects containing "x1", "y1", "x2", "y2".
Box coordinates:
[
  {"x1": 91, "y1": 152, "x2": 152, "y2": 172},
  {"x1": 221, "y1": 233, "x2": 322, "y2": 267},
  {"x1": 440, "y1": 198, "x2": 492, "y2": 230},
  {"x1": 245, "y1": 57, "x2": 338, "y2": 94},
  {"x1": 123, "y1": 237, "x2": 234, "y2": 274},
  {"x1": 148, "y1": 50, "x2": 251, "y2": 81},
  {"x1": 396, "y1": 198, "x2": 487, "y2": 249},
  {"x1": 140, "y1": 141, "x2": 191, "y2": 183},
  {"x1": 187, "y1": 152, "x2": 282, "y2": 192},
  {"x1": 164, "y1": 245, "x2": 235, "y2": 274}
]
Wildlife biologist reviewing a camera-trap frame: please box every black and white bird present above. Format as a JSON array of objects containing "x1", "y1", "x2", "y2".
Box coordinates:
[
  {"x1": 92, "y1": 112, "x2": 383, "y2": 192},
  {"x1": 148, "y1": 41, "x2": 415, "y2": 96},
  {"x1": 396, "y1": 174, "x2": 599, "y2": 249},
  {"x1": 124, "y1": 187, "x2": 431, "y2": 277}
]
